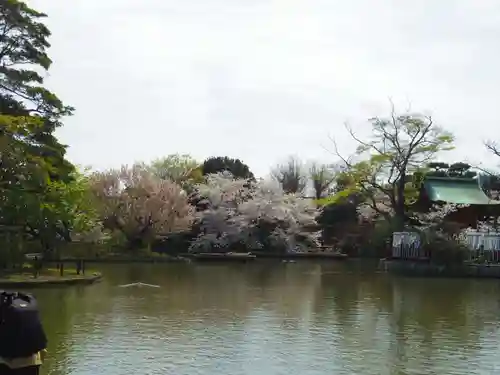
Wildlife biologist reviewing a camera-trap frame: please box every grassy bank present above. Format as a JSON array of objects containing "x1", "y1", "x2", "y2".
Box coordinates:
[{"x1": 0, "y1": 267, "x2": 102, "y2": 287}]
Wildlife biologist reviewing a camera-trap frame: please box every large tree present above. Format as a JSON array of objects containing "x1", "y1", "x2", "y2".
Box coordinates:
[
  {"x1": 190, "y1": 173, "x2": 319, "y2": 253},
  {"x1": 201, "y1": 156, "x2": 254, "y2": 180},
  {"x1": 0, "y1": 1, "x2": 76, "y2": 258},
  {"x1": 0, "y1": 0, "x2": 74, "y2": 207},
  {"x1": 0, "y1": 0, "x2": 74, "y2": 182},
  {"x1": 24, "y1": 170, "x2": 101, "y2": 255},
  {"x1": 0, "y1": 152, "x2": 99, "y2": 259},
  {"x1": 0, "y1": 0, "x2": 73, "y2": 119},
  {"x1": 90, "y1": 164, "x2": 194, "y2": 249},
  {"x1": 335, "y1": 108, "x2": 454, "y2": 229}
]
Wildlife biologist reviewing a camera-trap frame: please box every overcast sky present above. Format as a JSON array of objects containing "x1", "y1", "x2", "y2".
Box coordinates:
[{"x1": 31, "y1": 0, "x2": 500, "y2": 177}]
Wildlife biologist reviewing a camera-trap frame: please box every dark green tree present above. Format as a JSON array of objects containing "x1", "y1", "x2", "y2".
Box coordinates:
[
  {"x1": 0, "y1": 1, "x2": 77, "y2": 260},
  {"x1": 426, "y1": 162, "x2": 476, "y2": 178},
  {"x1": 201, "y1": 156, "x2": 254, "y2": 180},
  {"x1": 426, "y1": 162, "x2": 450, "y2": 177},
  {"x1": 0, "y1": 0, "x2": 74, "y2": 183},
  {"x1": 447, "y1": 162, "x2": 476, "y2": 178}
]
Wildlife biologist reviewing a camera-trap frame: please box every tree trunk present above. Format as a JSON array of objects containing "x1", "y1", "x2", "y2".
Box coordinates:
[{"x1": 393, "y1": 175, "x2": 407, "y2": 231}]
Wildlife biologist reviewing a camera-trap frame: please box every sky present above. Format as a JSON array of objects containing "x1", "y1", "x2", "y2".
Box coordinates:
[{"x1": 30, "y1": 0, "x2": 500, "y2": 177}]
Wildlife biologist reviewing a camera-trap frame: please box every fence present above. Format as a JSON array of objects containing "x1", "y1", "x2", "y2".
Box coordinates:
[
  {"x1": 392, "y1": 232, "x2": 427, "y2": 259},
  {"x1": 392, "y1": 230, "x2": 500, "y2": 261}
]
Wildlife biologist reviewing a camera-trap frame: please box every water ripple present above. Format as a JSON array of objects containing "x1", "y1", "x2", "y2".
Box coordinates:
[{"x1": 37, "y1": 264, "x2": 500, "y2": 375}]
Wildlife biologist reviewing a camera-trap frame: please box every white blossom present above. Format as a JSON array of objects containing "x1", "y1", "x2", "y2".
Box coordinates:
[
  {"x1": 195, "y1": 171, "x2": 251, "y2": 208},
  {"x1": 190, "y1": 173, "x2": 320, "y2": 252},
  {"x1": 412, "y1": 203, "x2": 468, "y2": 229},
  {"x1": 356, "y1": 196, "x2": 468, "y2": 230},
  {"x1": 474, "y1": 217, "x2": 500, "y2": 232},
  {"x1": 355, "y1": 191, "x2": 394, "y2": 222}
]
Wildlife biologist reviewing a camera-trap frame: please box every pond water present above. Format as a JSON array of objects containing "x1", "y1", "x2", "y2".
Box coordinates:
[{"x1": 31, "y1": 262, "x2": 500, "y2": 375}]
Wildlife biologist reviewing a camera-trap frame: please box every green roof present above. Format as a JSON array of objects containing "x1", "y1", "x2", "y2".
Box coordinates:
[{"x1": 424, "y1": 177, "x2": 500, "y2": 205}]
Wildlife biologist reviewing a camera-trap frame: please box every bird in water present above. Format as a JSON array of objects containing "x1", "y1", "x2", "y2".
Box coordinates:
[{"x1": 118, "y1": 282, "x2": 160, "y2": 288}]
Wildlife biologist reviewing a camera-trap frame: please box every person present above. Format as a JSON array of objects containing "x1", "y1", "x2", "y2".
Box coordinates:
[
  {"x1": 0, "y1": 292, "x2": 48, "y2": 375},
  {"x1": 0, "y1": 349, "x2": 46, "y2": 375}
]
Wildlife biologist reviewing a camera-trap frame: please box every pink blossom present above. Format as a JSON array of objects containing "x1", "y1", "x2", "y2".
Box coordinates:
[{"x1": 91, "y1": 164, "x2": 195, "y2": 242}]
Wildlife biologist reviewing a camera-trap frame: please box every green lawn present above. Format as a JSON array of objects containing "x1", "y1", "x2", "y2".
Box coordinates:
[{"x1": 1, "y1": 265, "x2": 97, "y2": 281}]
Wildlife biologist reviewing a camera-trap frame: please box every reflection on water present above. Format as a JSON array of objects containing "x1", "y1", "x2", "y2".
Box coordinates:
[{"x1": 29, "y1": 262, "x2": 500, "y2": 375}]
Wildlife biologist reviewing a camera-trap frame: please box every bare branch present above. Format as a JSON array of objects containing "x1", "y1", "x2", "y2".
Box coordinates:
[
  {"x1": 330, "y1": 104, "x2": 454, "y2": 229},
  {"x1": 485, "y1": 140, "x2": 500, "y2": 158},
  {"x1": 309, "y1": 161, "x2": 341, "y2": 199},
  {"x1": 271, "y1": 156, "x2": 306, "y2": 194}
]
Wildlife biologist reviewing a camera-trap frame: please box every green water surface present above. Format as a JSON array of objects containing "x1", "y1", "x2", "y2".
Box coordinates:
[{"x1": 30, "y1": 262, "x2": 500, "y2": 375}]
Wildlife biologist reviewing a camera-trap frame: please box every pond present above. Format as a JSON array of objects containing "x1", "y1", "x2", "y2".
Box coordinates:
[{"x1": 31, "y1": 262, "x2": 500, "y2": 375}]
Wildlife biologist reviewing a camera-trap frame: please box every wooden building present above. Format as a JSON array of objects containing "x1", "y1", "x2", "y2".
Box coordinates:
[
  {"x1": 414, "y1": 176, "x2": 500, "y2": 228},
  {"x1": 392, "y1": 176, "x2": 500, "y2": 260}
]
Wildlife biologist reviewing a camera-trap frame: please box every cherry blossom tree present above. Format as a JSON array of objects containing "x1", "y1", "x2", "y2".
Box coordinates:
[
  {"x1": 238, "y1": 179, "x2": 320, "y2": 252},
  {"x1": 355, "y1": 191, "x2": 394, "y2": 222},
  {"x1": 193, "y1": 171, "x2": 252, "y2": 208},
  {"x1": 90, "y1": 164, "x2": 194, "y2": 249},
  {"x1": 189, "y1": 172, "x2": 252, "y2": 252},
  {"x1": 189, "y1": 173, "x2": 320, "y2": 253},
  {"x1": 356, "y1": 196, "x2": 466, "y2": 231}
]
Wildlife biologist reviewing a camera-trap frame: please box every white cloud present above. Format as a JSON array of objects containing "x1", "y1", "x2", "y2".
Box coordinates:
[{"x1": 30, "y1": 0, "x2": 500, "y2": 176}]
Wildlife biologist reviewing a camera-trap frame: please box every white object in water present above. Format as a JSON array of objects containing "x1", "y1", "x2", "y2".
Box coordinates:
[{"x1": 118, "y1": 282, "x2": 160, "y2": 288}]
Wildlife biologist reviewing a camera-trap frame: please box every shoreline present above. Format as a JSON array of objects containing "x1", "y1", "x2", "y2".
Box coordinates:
[
  {"x1": 49, "y1": 252, "x2": 349, "y2": 264},
  {"x1": 0, "y1": 273, "x2": 103, "y2": 287},
  {"x1": 381, "y1": 259, "x2": 500, "y2": 279}
]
